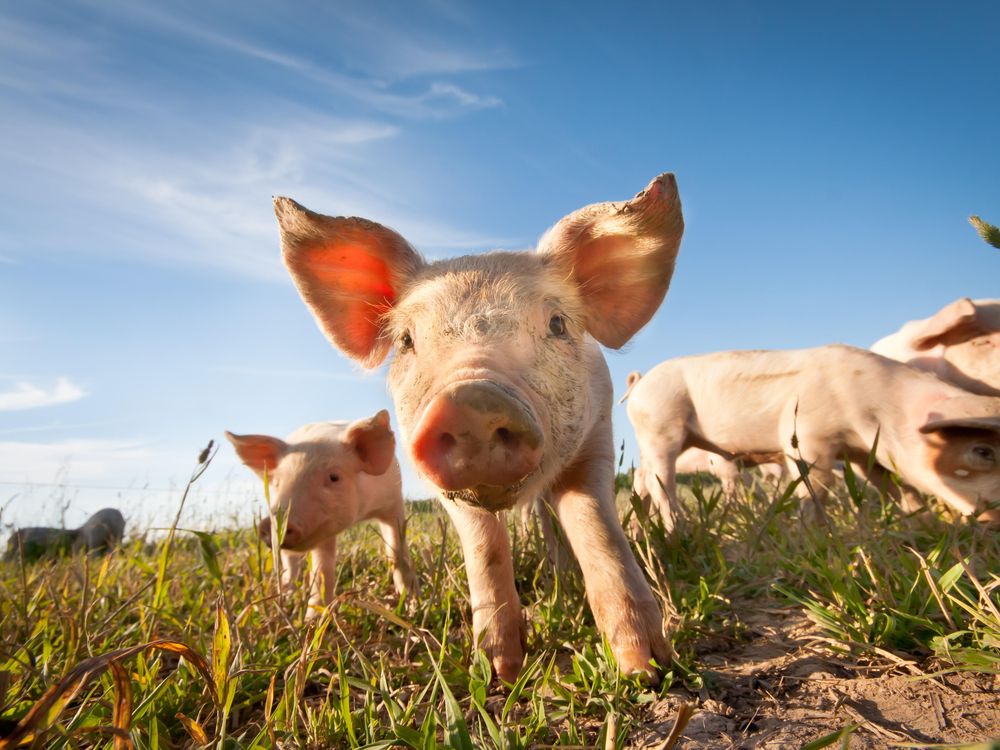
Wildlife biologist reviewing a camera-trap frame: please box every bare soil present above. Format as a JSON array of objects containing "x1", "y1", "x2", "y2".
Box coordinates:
[{"x1": 635, "y1": 604, "x2": 1000, "y2": 749}]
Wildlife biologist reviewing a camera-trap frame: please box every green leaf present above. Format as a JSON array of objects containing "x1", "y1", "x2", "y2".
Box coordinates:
[{"x1": 192, "y1": 531, "x2": 222, "y2": 582}]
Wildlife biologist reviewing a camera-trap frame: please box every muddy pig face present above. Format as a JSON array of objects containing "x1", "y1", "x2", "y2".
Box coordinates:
[
  {"x1": 277, "y1": 175, "x2": 684, "y2": 511},
  {"x1": 919, "y1": 396, "x2": 1000, "y2": 523},
  {"x1": 226, "y1": 411, "x2": 395, "y2": 548}
]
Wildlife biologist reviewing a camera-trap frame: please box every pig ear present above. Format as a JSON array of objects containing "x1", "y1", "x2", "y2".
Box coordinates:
[
  {"x1": 225, "y1": 431, "x2": 288, "y2": 473},
  {"x1": 345, "y1": 409, "x2": 396, "y2": 475},
  {"x1": 910, "y1": 298, "x2": 982, "y2": 350},
  {"x1": 537, "y1": 173, "x2": 684, "y2": 349},
  {"x1": 275, "y1": 198, "x2": 425, "y2": 368},
  {"x1": 919, "y1": 395, "x2": 1000, "y2": 433}
]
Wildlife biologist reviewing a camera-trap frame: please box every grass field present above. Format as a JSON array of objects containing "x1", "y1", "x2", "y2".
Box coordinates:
[{"x1": 2, "y1": 447, "x2": 999, "y2": 749}]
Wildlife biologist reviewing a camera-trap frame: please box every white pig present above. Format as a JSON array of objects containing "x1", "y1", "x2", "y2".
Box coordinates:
[
  {"x1": 275, "y1": 173, "x2": 683, "y2": 683},
  {"x1": 871, "y1": 297, "x2": 1000, "y2": 396},
  {"x1": 226, "y1": 410, "x2": 416, "y2": 615},
  {"x1": 625, "y1": 345, "x2": 1000, "y2": 530}
]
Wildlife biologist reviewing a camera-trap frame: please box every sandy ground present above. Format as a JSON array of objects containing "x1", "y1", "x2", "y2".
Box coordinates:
[{"x1": 634, "y1": 605, "x2": 1000, "y2": 749}]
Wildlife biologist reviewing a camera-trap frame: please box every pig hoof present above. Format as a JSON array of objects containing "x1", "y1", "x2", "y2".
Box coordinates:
[
  {"x1": 977, "y1": 508, "x2": 1000, "y2": 528},
  {"x1": 616, "y1": 648, "x2": 660, "y2": 686},
  {"x1": 491, "y1": 654, "x2": 524, "y2": 685}
]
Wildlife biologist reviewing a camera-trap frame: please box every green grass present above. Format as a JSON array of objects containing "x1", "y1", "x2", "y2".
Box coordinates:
[{"x1": 1, "y1": 453, "x2": 999, "y2": 748}]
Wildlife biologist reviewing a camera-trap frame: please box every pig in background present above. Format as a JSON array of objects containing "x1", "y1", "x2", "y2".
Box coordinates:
[
  {"x1": 625, "y1": 345, "x2": 1000, "y2": 531},
  {"x1": 649, "y1": 297, "x2": 1000, "y2": 504},
  {"x1": 4, "y1": 507, "x2": 125, "y2": 563},
  {"x1": 871, "y1": 297, "x2": 1000, "y2": 396},
  {"x1": 226, "y1": 410, "x2": 416, "y2": 618},
  {"x1": 276, "y1": 173, "x2": 684, "y2": 683}
]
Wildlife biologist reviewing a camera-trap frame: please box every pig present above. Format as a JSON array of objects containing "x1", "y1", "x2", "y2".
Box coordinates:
[
  {"x1": 275, "y1": 173, "x2": 684, "y2": 683},
  {"x1": 73, "y1": 508, "x2": 125, "y2": 555},
  {"x1": 4, "y1": 507, "x2": 125, "y2": 562},
  {"x1": 226, "y1": 410, "x2": 416, "y2": 615},
  {"x1": 4, "y1": 527, "x2": 76, "y2": 562},
  {"x1": 625, "y1": 345, "x2": 1000, "y2": 531},
  {"x1": 871, "y1": 298, "x2": 1000, "y2": 396}
]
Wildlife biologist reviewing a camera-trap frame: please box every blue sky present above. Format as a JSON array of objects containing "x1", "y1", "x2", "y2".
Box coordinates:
[{"x1": 2, "y1": 1, "x2": 998, "y2": 531}]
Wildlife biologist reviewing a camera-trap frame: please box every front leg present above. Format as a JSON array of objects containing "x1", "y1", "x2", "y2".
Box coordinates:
[
  {"x1": 553, "y1": 447, "x2": 671, "y2": 683},
  {"x1": 441, "y1": 496, "x2": 525, "y2": 683},
  {"x1": 280, "y1": 549, "x2": 305, "y2": 593},
  {"x1": 305, "y1": 535, "x2": 338, "y2": 620},
  {"x1": 376, "y1": 510, "x2": 418, "y2": 597}
]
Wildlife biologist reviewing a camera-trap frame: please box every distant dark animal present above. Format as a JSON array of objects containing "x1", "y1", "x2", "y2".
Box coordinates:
[{"x1": 4, "y1": 508, "x2": 125, "y2": 563}]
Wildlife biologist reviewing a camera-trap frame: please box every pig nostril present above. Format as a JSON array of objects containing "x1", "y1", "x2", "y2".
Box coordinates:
[
  {"x1": 439, "y1": 433, "x2": 457, "y2": 450},
  {"x1": 496, "y1": 427, "x2": 514, "y2": 445}
]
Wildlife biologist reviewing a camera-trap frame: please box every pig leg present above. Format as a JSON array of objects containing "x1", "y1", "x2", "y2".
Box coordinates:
[
  {"x1": 553, "y1": 453, "x2": 671, "y2": 682},
  {"x1": 628, "y1": 463, "x2": 653, "y2": 536},
  {"x1": 376, "y1": 511, "x2": 417, "y2": 597},
  {"x1": 280, "y1": 549, "x2": 305, "y2": 593},
  {"x1": 305, "y1": 536, "x2": 338, "y2": 619},
  {"x1": 644, "y1": 450, "x2": 683, "y2": 533},
  {"x1": 534, "y1": 492, "x2": 570, "y2": 571},
  {"x1": 783, "y1": 448, "x2": 834, "y2": 521},
  {"x1": 855, "y1": 463, "x2": 926, "y2": 514},
  {"x1": 441, "y1": 496, "x2": 525, "y2": 683}
]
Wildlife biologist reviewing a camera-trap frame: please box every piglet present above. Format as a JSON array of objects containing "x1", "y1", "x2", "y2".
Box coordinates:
[
  {"x1": 226, "y1": 410, "x2": 417, "y2": 615},
  {"x1": 871, "y1": 297, "x2": 1000, "y2": 396},
  {"x1": 625, "y1": 345, "x2": 1000, "y2": 529},
  {"x1": 275, "y1": 173, "x2": 683, "y2": 683}
]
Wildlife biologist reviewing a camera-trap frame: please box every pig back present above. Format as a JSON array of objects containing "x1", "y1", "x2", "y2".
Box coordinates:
[
  {"x1": 74, "y1": 508, "x2": 125, "y2": 554},
  {"x1": 5, "y1": 527, "x2": 78, "y2": 562}
]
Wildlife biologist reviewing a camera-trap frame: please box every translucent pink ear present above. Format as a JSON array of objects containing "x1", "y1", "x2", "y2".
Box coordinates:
[
  {"x1": 911, "y1": 298, "x2": 982, "y2": 350},
  {"x1": 537, "y1": 173, "x2": 684, "y2": 349},
  {"x1": 345, "y1": 409, "x2": 396, "y2": 475},
  {"x1": 275, "y1": 198, "x2": 425, "y2": 368},
  {"x1": 225, "y1": 431, "x2": 288, "y2": 474},
  {"x1": 919, "y1": 395, "x2": 1000, "y2": 433}
]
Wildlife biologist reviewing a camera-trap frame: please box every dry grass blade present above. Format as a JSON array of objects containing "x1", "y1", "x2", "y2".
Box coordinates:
[
  {"x1": 652, "y1": 702, "x2": 696, "y2": 750},
  {"x1": 108, "y1": 659, "x2": 132, "y2": 750},
  {"x1": 0, "y1": 639, "x2": 217, "y2": 749},
  {"x1": 176, "y1": 712, "x2": 210, "y2": 745}
]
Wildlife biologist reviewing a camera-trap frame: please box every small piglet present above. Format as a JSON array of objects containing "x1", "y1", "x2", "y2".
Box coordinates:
[
  {"x1": 871, "y1": 297, "x2": 1000, "y2": 396},
  {"x1": 226, "y1": 410, "x2": 416, "y2": 615},
  {"x1": 625, "y1": 345, "x2": 1000, "y2": 529},
  {"x1": 4, "y1": 507, "x2": 125, "y2": 562},
  {"x1": 275, "y1": 173, "x2": 683, "y2": 683}
]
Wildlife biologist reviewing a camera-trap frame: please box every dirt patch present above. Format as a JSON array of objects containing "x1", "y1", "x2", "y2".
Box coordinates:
[{"x1": 635, "y1": 605, "x2": 1000, "y2": 749}]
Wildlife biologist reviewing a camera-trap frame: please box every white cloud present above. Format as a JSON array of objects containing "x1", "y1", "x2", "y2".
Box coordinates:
[
  {"x1": 0, "y1": 377, "x2": 89, "y2": 412},
  {"x1": 0, "y1": 438, "x2": 150, "y2": 483},
  {"x1": 78, "y1": 1, "x2": 511, "y2": 119},
  {"x1": 0, "y1": 5, "x2": 525, "y2": 278}
]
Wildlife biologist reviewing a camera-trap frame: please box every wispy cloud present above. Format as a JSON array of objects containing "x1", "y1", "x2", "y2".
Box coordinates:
[
  {"x1": 0, "y1": 438, "x2": 150, "y2": 483},
  {"x1": 0, "y1": 377, "x2": 89, "y2": 412},
  {"x1": 0, "y1": 4, "x2": 522, "y2": 277},
  {"x1": 74, "y1": 0, "x2": 512, "y2": 119}
]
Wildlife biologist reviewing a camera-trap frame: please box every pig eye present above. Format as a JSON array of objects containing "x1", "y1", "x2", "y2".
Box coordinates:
[
  {"x1": 971, "y1": 445, "x2": 996, "y2": 466},
  {"x1": 399, "y1": 330, "x2": 414, "y2": 352},
  {"x1": 548, "y1": 314, "x2": 567, "y2": 337},
  {"x1": 329, "y1": 473, "x2": 340, "y2": 483}
]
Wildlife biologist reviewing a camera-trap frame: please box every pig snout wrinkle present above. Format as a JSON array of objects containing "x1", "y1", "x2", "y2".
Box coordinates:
[{"x1": 412, "y1": 380, "x2": 544, "y2": 495}]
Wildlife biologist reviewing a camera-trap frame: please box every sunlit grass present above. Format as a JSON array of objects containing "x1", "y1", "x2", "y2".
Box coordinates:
[{"x1": 1, "y1": 448, "x2": 998, "y2": 748}]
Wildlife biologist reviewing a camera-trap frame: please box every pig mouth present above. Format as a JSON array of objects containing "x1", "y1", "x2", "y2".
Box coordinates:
[{"x1": 443, "y1": 471, "x2": 536, "y2": 512}]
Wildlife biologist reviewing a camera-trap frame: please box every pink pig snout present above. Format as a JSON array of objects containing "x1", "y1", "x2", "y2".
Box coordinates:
[
  {"x1": 411, "y1": 380, "x2": 543, "y2": 506},
  {"x1": 258, "y1": 515, "x2": 304, "y2": 549}
]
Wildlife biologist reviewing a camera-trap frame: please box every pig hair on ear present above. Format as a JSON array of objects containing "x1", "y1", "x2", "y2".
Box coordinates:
[
  {"x1": 275, "y1": 197, "x2": 426, "y2": 369},
  {"x1": 536, "y1": 173, "x2": 684, "y2": 349}
]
